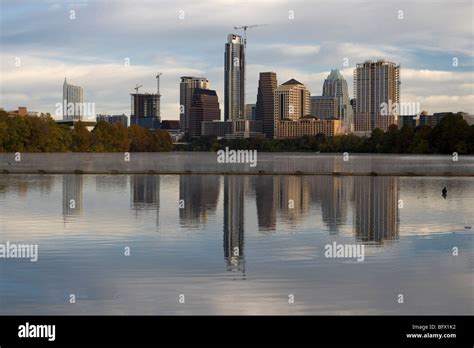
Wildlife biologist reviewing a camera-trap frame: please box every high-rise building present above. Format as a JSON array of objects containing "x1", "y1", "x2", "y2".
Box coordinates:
[
  {"x1": 273, "y1": 79, "x2": 310, "y2": 138},
  {"x1": 310, "y1": 96, "x2": 339, "y2": 120},
  {"x1": 322, "y1": 69, "x2": 353, "y2": 131},
  {"x1": 180, "y1": 76, "x2": 210, "y2": 135},
  {"x1": 62, "y1": 78, "x2": 84, "y2": 121},
  {"x1": 189, "y1": 88, "x2": 221, "y2": 137},
  {"x1": 224, "y1": 34, "x2": 245, "y2": 121},
  {"x1": 130, "y1": 93, "x2": 161, "y2": 130},
  {"x1": 245, "y1": 104, "x2": 256, "y2": 120},
  {"x1": 354, "y1": 60, "x2": 400, "y2": 132},
  {"x1": 255, "y1": 72, "x2": 278, "y2": 138}
]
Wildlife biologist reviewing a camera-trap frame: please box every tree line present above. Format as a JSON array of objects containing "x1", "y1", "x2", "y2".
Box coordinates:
[
  {"x1": 179, "y1": 114, "x2": 474, "y2": 154},
  {"x1": 0, "y1": 111, "x2": 173, "y2": 152},
  {"x1": 1, "y1": 111, "x2": 473, "y2": 154}
]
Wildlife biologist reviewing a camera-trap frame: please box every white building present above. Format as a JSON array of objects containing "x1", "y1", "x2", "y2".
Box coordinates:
[{"x1": 62, "y1": 78, "x2": 84, "y2": 121}]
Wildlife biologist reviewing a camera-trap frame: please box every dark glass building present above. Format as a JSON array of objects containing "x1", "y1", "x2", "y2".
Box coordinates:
[
  {"x1": 189, "y1": 88, "x2": 221, "y2": 137},
  {"x1": 255, "y1": 72, "x2": 277, "y2": 138},
  {"x1": 130, "y1": 93, "x2": 161, "y2": 130}
]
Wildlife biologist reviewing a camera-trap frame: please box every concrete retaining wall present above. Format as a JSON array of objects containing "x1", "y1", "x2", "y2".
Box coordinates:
[{"x1": 1, "y1": 153, "x2": 473, "y2": 176}]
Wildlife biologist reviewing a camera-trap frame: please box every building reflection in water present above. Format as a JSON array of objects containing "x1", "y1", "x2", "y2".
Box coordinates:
[
  {"x1": 95, "y1": 175, "x2": 127, "y2": 192},
  {"x1": 309, "y1": 176, "x2": 349, "y2": 233},
  {"x1": 353, "y1": 176, "x2": 399, "y2": 244},
  {"x1": 278, "y1": 176, "x2": 310, "y2": 225},
  {"x1": 179, "y1": 175, "x2": 220, "y2": 228},
  {"x1": 223, "y1": 176, "x2": 245, "y2": 274},
  {"x1": 62, "y1": 174, "x2": 83, "y2": 218},
  {"x1": 255, "y1": 175, "x2": 311, "y2": 230},
  {"x1": 130, "y1": 175, "x2": 160, "y2": 226},
  {"x1": 254, "y1": 176, "x2": 278, "y2": 231},
  {"x1": 0, "y1": 174, "x2": 54, "y2": 197},
  {"x1": 130, "y1": 175, "x2": 160, "y2": 210}
]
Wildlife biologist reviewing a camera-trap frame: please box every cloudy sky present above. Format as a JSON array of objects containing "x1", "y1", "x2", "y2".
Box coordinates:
[{"x1": 0, "y1": 0, "x2": 473, "y2": 120}]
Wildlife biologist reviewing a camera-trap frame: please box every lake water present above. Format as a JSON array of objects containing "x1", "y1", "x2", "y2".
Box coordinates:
[{"x1": 0, "y1": 173, "x2": 473, "y2": 315}]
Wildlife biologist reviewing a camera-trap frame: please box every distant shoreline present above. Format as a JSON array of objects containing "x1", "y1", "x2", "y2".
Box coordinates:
[{"x1": 1, "y1": 153, "x2": 473, "y2": 176}]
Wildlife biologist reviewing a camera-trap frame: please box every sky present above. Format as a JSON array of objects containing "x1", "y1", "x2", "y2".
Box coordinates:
[{"x1": 0, "y1": 0, "x2": 473, "y2": 120}]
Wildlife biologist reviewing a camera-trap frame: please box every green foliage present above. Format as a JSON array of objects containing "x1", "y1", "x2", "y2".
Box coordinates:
[
  {"x1": 428, "y1": 114, "x2": 472, "y2": 154},
  {"x1": 0, "y1": 112, "x2": 173, "y2": 152},
  {"x1": 180, "y1": 115, "x2": 473, "y2": 154},
  {"x1": 0, "y1": 111, "x2": 471, "y2": 154}
]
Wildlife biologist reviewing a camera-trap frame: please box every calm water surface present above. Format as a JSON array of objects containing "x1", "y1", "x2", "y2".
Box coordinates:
[{"x1": 0, "y1": 173, "x2": 472, "y2": 315}]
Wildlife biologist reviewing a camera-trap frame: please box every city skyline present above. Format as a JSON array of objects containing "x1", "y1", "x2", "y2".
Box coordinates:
[{"x1": 1, "y1": 0, "x2": 473, "y2": 119}]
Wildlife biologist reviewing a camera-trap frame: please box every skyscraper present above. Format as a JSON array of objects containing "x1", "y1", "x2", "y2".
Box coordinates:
[
  {"x1": 130, "y1": 93, "x2": 161, "y2": 130},
  {"x1": 256, "y1": 72, "x2": 278, "y2": 138},
  {"x1": 189, "y1": 88, "x2": 221, "y2": 137},
  {"x1": 322, "y1": 69, "x2": 353, "y2": 131},
  {"x1": 244, "y1": 104, "x2": 256, "y2": 120},
  {"x1": 310, "y1": 96, "x2": 339, "y2": 120},
  {"x1": 224, "y1": 34, "x2": 245, "y2": 121},
  {"x1": 353, "y1": 60, "x2": 400, "y2": 132},
  {"x1": 180, "y1": 76, "x2": 210, "y2": 135},
  {"x1": 62, "y1": 78, "x2": 84, "y2": 121},
  {"x1": 273, "y1": 79, "x2": 310, "y2": 137}
]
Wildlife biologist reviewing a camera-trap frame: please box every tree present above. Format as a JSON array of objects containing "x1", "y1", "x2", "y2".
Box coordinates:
[
  {"x1": 128, "y1": 125, "x2": 153, "y2": 151},
  {"x1": 151, "y1": 130, "x2": 173, "y2": 152},
  {"x1": 72, "y1": 121, "x2": 92, "y2": 152},
  {"x1": 429, "y1": 114, "x2": 471, "y2": 154}
]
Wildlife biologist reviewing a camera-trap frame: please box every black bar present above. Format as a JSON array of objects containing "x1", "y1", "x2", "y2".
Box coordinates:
[{"x1": 0, "y1": 316, "x2": 472, "y2": 346}]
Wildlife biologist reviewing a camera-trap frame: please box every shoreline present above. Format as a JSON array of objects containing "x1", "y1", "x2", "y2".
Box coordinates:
[{"x1": 1, "y1": 153, "x2": 474, "y2": 176}]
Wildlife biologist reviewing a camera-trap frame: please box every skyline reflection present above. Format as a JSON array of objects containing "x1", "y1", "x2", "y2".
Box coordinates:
[{"x1": 57, "y1": 174, "x2": 401, "y2": 246}]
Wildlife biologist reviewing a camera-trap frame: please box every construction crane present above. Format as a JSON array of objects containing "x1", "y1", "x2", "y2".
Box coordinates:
[
  {"x1": 156, "y1": 73, "x2": 162, "y2": 96},
  {"x1": 233, "y1": 24, "x2": 267, "y2": 121},
  {"x1": 233, "y1": 24, "x2": 267, "y2": 47},
  {"x1": 133, "y1": 84, "x2": 143, "y2": 125},
  {"x1": 155, "y1": 73, "x2": 162, "y2": 119},
  {"x1": 134, "y1": 84, "x2": 143, "y2": 94}
]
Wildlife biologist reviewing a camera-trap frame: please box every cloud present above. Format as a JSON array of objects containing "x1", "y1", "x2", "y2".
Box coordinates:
[
  {"x1": 267, "y1": 44, "x2": 321, "y2": 57},
  {"x1": 402, "y1": 68, "x2": 471, "y2": 82},
  {"x1": 1, "y1": 0, "x2": 473, "y2": 117}
]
